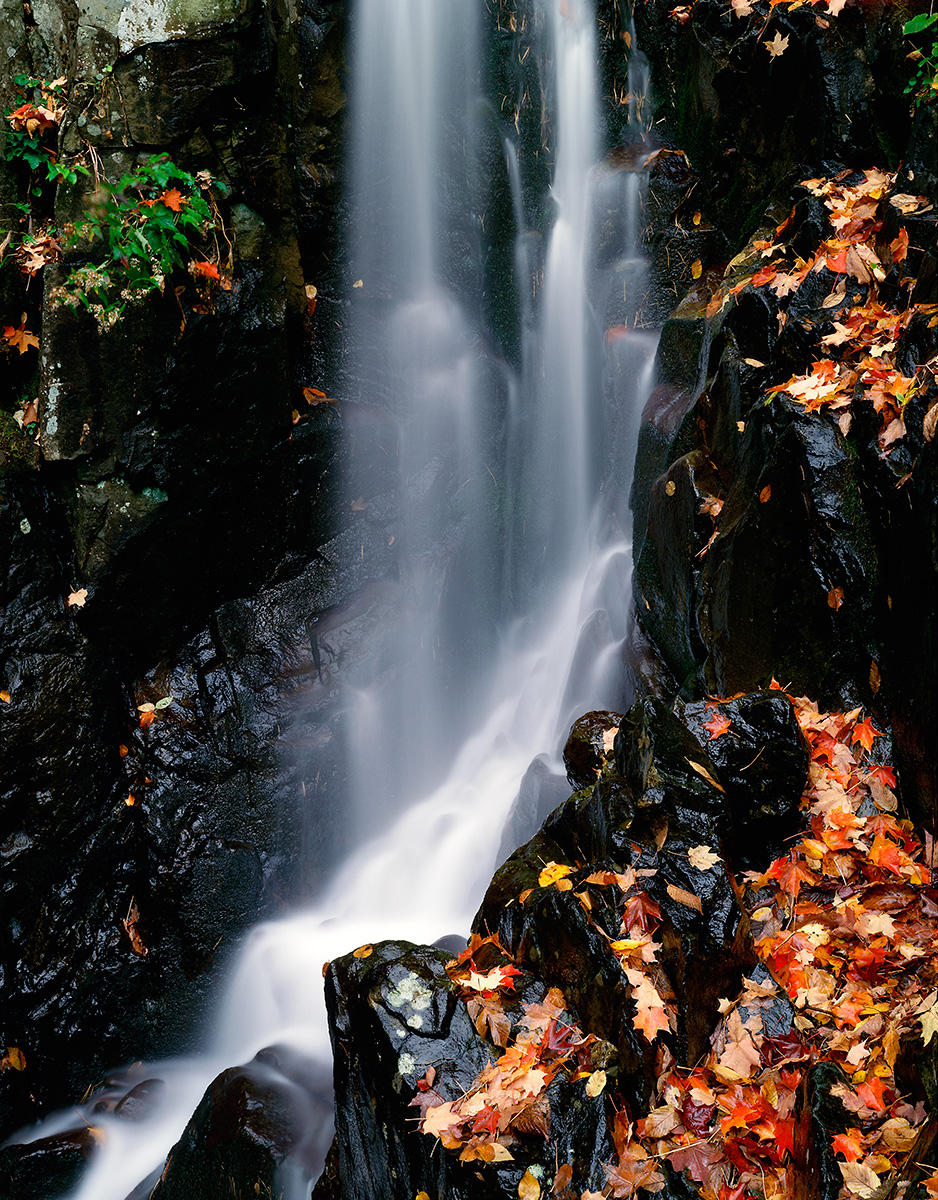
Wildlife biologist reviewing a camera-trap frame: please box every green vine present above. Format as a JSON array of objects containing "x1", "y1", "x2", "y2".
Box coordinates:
[{"x1": 903, "y1": 12, "x2": 938, "y2": 107}]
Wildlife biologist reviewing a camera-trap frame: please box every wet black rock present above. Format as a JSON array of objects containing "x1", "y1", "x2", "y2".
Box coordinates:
[
  {"x1": 151, "y1": 1048, "x2": 333, "y2": 1200},
  {"x1": 325, "y1": 940, "x2": 613, "y2": 1200},
  {"x1": 562, "y1": 710, "x2": 623, "y2": 791},
  {"x1": 0, "y1": 1129, "x2": 96, "y2": 1200},
  {"x1": 683, "y1": 690, "x2": 809, "y2": 865}
]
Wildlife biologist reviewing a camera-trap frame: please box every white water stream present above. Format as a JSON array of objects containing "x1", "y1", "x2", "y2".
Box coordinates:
[{"x1": 15, "y1": 3, "x2": 659, "y2": 1196}]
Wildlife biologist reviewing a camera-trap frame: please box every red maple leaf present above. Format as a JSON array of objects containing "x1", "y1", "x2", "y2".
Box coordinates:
[
  {"x1": 623, "y1": 891, "x2": 662, "y2": 933},
  {"x1": 470, "y1": 1104, "x2": 500, "y2": 1136},
  {"x1": 866, "y1": 763, "x2": 896, "y2": 789}
]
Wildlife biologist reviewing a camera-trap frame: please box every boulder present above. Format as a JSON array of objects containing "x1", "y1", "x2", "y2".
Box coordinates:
[{"x1": 151, "y1": 1047, "x2": 333, "y2": 1200}]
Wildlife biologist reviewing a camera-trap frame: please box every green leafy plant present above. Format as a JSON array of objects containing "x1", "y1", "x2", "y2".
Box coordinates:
[
  {"x1": 903, "y1": 11, "x2": 938, "y2": 106},
  {"x1": 59, "y1": 154, "x2": 230, "y2": 324}
]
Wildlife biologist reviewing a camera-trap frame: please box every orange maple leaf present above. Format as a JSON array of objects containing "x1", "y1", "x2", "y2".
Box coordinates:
[
  {"x1": 767, "y1": 853, "x2": 817, "y2": 899},
  {"x1": 850, "y1": 716, "x2": 881, "y2": 753},
  {"x1": 702, "y1": 705, "x2": 732, "y2": 740},
  {"x1": 2, "y1": 316, "x2": 39, "y2": 354},
  {"x1": 831, "y1": 1129, "x2": 864, "y2": 1161},
  {"x1": 191, "y1": 259, "x2": 220, "y2": 279},
  {"x1": 159, "y1": 187, "x2": 186, "y2": 212},
  {"x1": 855, "y1": 1076, "x2": 887, "y2": 1112}
]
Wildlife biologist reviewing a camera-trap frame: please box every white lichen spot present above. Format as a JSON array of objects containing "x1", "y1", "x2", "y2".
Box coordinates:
[
  {"x1": 386, "y1": 972, "x2": 433, "y2": 1013},
  {"x1": 19, "y1": 518, "x2": 31, "y2": 534},
  {"x1": 406, "y1": 1013, "x2": 423, "y2": 1030},
  {"x1": 397, "y1": 1052, "x2": 415, "y2": 1077},
  {"x1": 116, "y1": 0, "x2": 173, "y2": 53}
]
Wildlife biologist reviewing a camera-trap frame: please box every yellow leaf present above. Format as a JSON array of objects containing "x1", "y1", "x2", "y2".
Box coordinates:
[
  {"x1": 692, "y1": 211, "x2": 702, "y2": 225},
  {"x1": 691, "y1": 259, "x2": 703, "y2": 279},
  {"x1": 585, "y1": 1069, "x2": 607, "y2": 1097},
  {"x1": 1, "y1": 1047, "x2": 26, "y2": 1071},
  {"x1": 0, "y1": 690, "x2": 9, "y2": 703},
  {"x1": 686, "y1": 759, "x2": 725, "y2": 792},
  {"x1": 353, "y1": 944, "x2": 373, "y2": 959},
  {"x1": 518, "y1": 1168, "x2": 541, "y2": 1200},
  {"x1": 538, "y1": 862, "x2": 572, "y2": 888},
  {"x1": 416, "y1": 1193, "x2": 430, "y2": 1200}
]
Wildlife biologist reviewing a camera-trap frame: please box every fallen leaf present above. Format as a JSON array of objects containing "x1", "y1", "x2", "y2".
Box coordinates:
[
  {"x1": 687, "y1": 759, "x2": 726, "y2": 792},
  {"x1": 0, "y1": 1047, "x2": 26, "y2": 1072},
  {"x1": 0, "y1": 691, "x2": 10, "y2": 703},
  {"x1": 732, "y1": 0, "x2": 753, "y2": 14},
  {"x1": 923, "y1": 401, "x2": 938, "y2": 442},
  {"x1": 869, "y1": 660, "x2": 880, "y2": 694},
  {"x1": 759, "y1": 484, "x2": 772, "y2": 502},
  {"x1": 585, "y1": 1069, "x2": 606, "y2": 1097},
  {"x1": 828, "y1": 586, "x2": 844, "y2": 610},
  {"x1": 666, "y1": 882, "x2": 703, "y2": 912},
  {"x1": 665, "y1": 479, "x2": 676, "y2": 496},
  {"x1": 552, "y1": 1164, "x2": 573, "y2": 1195},
  {"x1": 2, "y1": 315, "x2": 39, "y2": 355},
  {"x1": 158, "y1": 187, "x2": 185, "y2": 212},
  {"x1": 539, "y1": 862, "x2": 573, "y2": 888},
  {"x1": 67, "y1": 588, "x2": 88, "y2": 608},
  {"x1": 688, "y1": 845, "x2": 720, "y2": 871},
  {"x1": 691, "y1": 259, "x2": 703, "y2": 280},
  {"x1": 123, "y1": 900, "x2": 148, "y2": 956},
  {"x1": 353, "y1": 944, "x2": 373, "y2": 959},
  {"x1": 518, "y1": 1167, "x2": 541, "y2": 1200},
  {"x1": 764, "y1": 32, "x2": 790, "y2": 57}
]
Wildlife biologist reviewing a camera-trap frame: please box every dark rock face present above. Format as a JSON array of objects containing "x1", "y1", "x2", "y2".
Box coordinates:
[
  {"x1": 627, "y1": 184, "x2": 938, "y2": 825},
  {"x1": 150, "y1": 1048, "x2": 333, "y2": 1200},
  {"x1": 0, "y1": 0, "x2": 353, "y2": 1142},
  {"x1": 324, "y1": 940, "x2": 613, "y2": 1200},
  {"x1": 562, "y1": 709, "x2": 623, "y2": 790},
  {"x1": 0, "y1": 1130, "x2": 97, "y2": 1200}
]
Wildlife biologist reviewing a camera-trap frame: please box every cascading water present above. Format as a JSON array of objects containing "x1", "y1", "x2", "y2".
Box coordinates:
[{"x1": 15, "y1": 4, "x2": 660, "y2": 1197}]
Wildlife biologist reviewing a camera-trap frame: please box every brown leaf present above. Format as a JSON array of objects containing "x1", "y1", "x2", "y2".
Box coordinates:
[
  {"x1": 552, "y1": 1163, "x2": 573, "y2": 1196},
  {"x1": 869, "y1": 659, "x2": 881, "y2": 695},
  {"x1": 123, "y1": 900, "x2": 148, "y2": 957},
  {"x1": 513, "y1": 1095, "x2": 551, "y2": 1142},
  {"x1": 924, "y1": 400, "x2": 938, "y2": 443},
  {"x1": 666, "y1": 883, "x2": 703, "y2": 913}
]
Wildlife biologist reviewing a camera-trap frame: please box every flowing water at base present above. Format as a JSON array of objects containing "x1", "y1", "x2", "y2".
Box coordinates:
[{"x1": 16, "y1": 4, "x2": 660, "y2": 1196}]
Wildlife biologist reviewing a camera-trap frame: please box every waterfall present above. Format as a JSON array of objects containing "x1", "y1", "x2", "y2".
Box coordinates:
[{"x1": 23, "y1": 4, "x2": 660, "y2": 1197}]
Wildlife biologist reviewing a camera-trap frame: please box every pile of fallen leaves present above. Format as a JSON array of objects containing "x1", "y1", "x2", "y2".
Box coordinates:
[
  {"x1": 417, "y1": 690, "x2": 938, "y2": 1199},
  {"x1": 670, "y1": 0, "x2": 858, "y2": 27},
  {"x1": 607, "y1": 686, "x2": 938, "y2": 1199},
  {"x1": 706, "y1": 166, "x2": 937, "y2": 454},
  {"x1": 412, "y1": 934, "x2": 603, "y2": 1163}
]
